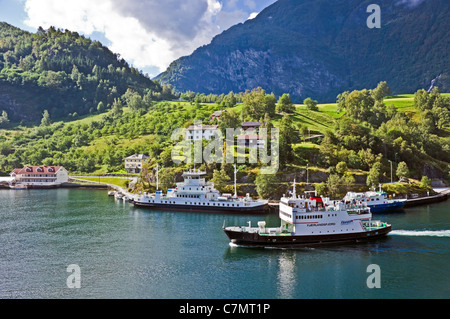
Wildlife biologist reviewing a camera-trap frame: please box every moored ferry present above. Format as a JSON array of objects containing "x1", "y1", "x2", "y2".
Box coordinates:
[
  {"x1": 223, "y1": 182, "x2": 391, "y2": 247},
  {"x1": 133, "y1": 169, "x2": 268, "y2": 213},
  {"x1": 341, "y1": 190, "x2": 406, "y2": 213}
]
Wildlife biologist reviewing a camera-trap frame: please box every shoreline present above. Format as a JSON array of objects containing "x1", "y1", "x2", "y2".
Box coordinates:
[{"x1": 1, "y1": 182, "x2": 448, "y2": 211}]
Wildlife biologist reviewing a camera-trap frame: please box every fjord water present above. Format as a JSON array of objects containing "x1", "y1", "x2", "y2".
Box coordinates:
[{"x1": 0, "y1": 189, "x2": 448, "y2": 299}]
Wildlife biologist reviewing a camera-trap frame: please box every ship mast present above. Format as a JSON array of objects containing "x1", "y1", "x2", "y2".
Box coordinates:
[
  {"x1": 233, "y1": 164, "x2": 238, "y2": 198},
  {"x1": 156, "y1": 163, "x2": 159, "y2": 190},
  {"x1": 292, "y1": 179, "x2": 296, "y2": 199}
]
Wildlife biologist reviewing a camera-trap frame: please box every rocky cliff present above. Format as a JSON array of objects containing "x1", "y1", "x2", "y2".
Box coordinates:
[{"x1": 157, "y1": 0, "x2": 450, "y2": 102}]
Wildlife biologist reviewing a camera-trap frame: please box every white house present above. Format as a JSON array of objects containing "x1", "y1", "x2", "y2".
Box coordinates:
[
  {"x1": 124, "y1": 154, "x2": 149, "y2": 173},
  {"x1": 186, "y1": 124, "x2": 219, "y2": 141},
  {"x1": 10, "y1": 166, "x2": 69, "y2": 187}
]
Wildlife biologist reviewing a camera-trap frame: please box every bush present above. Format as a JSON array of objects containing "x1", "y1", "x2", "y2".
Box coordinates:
[{"x1": 304, "y1": 97, "x2": 318, "y2": 111}]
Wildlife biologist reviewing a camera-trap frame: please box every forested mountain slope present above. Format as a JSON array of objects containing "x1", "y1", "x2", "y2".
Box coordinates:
[
  {"x1": 0, "y1": 23, "x2": 165, "y2": 122},
  {"x1": 157, "y1": 0, "x2": 450, "y2": 102}
]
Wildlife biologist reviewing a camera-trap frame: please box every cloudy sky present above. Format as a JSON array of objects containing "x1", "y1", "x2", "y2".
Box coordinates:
[{"x1": 0, "y1": 0, "x2": 276, "y2": 77}]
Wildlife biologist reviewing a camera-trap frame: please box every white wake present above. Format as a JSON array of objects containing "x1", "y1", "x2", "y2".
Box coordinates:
[{"x1": 390, "y1": 230, "x2": 450, "y2": 237}]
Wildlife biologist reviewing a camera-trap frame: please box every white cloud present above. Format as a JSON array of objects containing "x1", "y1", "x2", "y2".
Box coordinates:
[
  {"x1": 22, "y1": 0, "x2": 272, "y2": 76},
  {"x1": 244, "y1": 0, "x2": 256, "y2": 10},
  {"x1": 23, "y1": 0, "x2": 229, "y2": 76}
]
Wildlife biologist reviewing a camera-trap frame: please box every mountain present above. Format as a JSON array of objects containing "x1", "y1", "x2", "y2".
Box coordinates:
[
  {"x1": 157, "y1": 0, "x2": 450, "y2": 102},
  {"x1": 0, "y1": 23, "x2": 161, "y2": 122}
]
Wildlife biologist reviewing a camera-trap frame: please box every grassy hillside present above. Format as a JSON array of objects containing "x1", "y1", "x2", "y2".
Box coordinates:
[{"x1": 1, "y1": 83, "x2": 449, "y2": 199}]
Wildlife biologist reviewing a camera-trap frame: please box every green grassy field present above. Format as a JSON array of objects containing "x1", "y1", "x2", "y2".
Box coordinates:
[
  {"x1": 54, "y1": 94, "x2": 439, "y2": 140},
  {"x1": 73, "y1": 176, "x2": 133, "y2": 188}
]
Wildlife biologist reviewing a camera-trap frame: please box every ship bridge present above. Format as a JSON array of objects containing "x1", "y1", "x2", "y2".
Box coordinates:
[{"x1": 181, "y1": 170, "x2": 207, "y2": 187}]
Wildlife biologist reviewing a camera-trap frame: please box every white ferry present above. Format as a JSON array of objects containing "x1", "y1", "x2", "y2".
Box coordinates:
[
  {"x1": 223, "y1": 181, "x2": 391, "y2": 247},
  {"x1": 133, "y1": 169, "x2": 268, "y2": 214}
]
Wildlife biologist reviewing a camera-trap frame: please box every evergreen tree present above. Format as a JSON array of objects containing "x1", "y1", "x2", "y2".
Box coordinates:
[
  {"x1": 366, "y1": 162, "x2": 382, "y2": 188},
  {"x1": 0, "y1": 111, "x2": 9, "y2": 127},
  {"x1": 420, "y1": 176, "x2": 431, "y2": 189},
  {"x1": 40, "y1": 110, "x2": 51, "y2": 126},
  {"x1": 396, "y1": 161, "x2": 410, "y2": 179}
]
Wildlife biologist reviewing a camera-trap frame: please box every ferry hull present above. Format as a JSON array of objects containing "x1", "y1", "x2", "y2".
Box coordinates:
[
  {"x1": 223, "y1": 225, "x2": 392, "y2": 248},
  {"x1": 134, "y1": 201, "x2": 270, "y2": 214},
  {"x1": 369, "y1": 201, "x2": 405, "y2": 213}
]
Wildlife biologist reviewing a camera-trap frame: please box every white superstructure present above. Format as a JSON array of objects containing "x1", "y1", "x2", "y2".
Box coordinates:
[
  {"x1": 278, "y1": 193, "x2": 374, "y2": 236},
  {"x1": 226, "y1": 181, "x2": 384, "y2": 236}
]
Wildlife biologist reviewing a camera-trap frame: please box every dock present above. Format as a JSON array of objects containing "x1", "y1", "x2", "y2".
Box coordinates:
[{"x1": 404, "y1": 188, "x2": 450, "y2": 208}]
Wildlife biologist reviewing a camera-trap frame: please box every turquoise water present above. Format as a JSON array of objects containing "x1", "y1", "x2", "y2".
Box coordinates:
[{"x1": 0, "y1": 188, "x2": 448, "y2": 299}]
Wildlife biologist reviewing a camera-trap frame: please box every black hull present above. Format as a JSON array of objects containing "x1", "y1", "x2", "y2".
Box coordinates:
[
  {"x1": 223, "y1": 226, "x2": 392, "y2": 248},
  {"x1": 133, "y1": 201, "x2": 270, "y2": 214}
]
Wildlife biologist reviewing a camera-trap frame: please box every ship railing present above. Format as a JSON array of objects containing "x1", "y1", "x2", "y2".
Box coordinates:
[
  {"x1": 258, "y1": 227, "x2": 283, "y2": 235},
  {"x1": 362, "y1": 221, "x2": 386, "y2": 230},
  {"x1": 292, "y1": 207, "x2": 327, "y2": 212},
  {"x1": 347, "y1": 207, "x2": 371, "y2": 215},
  {"x1": 325, "y1": 204, "x2": 369, "y2": 213}
]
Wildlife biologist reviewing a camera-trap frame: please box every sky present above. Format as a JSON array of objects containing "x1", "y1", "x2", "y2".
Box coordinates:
[{"x1": 0, "y1": 0, "x2": 277, "y2": 77}]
